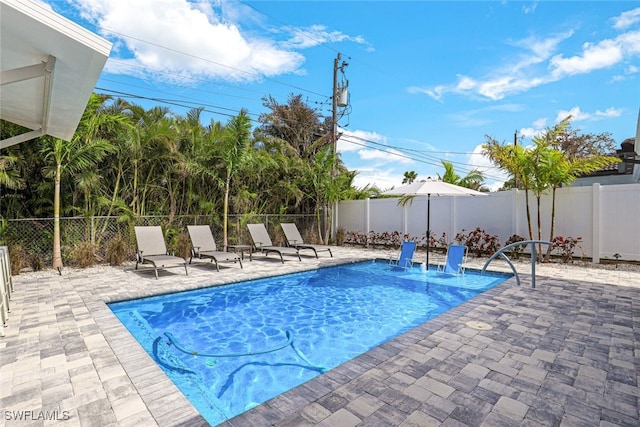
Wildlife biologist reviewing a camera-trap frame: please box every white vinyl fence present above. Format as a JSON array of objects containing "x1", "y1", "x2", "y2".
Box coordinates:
[{"x1": 336, "y1": 183, "x2": 640, "y2": 262}]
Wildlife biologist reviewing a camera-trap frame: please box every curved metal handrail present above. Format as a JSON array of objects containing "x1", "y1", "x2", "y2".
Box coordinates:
[{"x1": 482, "y1": 240, "x2": 553, "y2": 288}]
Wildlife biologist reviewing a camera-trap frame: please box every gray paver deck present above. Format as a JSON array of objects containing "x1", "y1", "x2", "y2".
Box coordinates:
[{"x1": 1, "y1": 247, "x2": 639, "y2": 426}]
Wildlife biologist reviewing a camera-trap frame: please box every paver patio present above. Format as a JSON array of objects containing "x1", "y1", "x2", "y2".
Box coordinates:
[{"x1": 0, "y1": 247, "x2": 638, "y2": 426}]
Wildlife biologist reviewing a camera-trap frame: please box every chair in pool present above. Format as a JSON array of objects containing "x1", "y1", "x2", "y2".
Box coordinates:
[
  {"x1": 187, "y1": 225, "x2": 242, "y2": 271},
  {"x1": 437, "y1": 244, "x2": 468, "y2": 275},
  {"x1": 247, "y1": 223, "x2": 301, "y2": 263},
  {"x1": 134, "y1": 226, "x2": 188, "y2": 279},
  {"x1": 280, "y1": 223, "x2": 333, "y2": 258},
  {"x1": 389, "y1": 241, "x2": 417, "y2": 269}
]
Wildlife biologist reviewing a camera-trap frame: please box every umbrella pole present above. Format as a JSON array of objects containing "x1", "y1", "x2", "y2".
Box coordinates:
[{"x1": 425, "y1": 194, "x2": 430, "y2": 270}]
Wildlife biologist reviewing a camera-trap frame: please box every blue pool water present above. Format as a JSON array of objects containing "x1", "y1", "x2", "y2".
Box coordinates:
[{"x1": 109, "y1": 261, "x2": 510, "y2": 425}]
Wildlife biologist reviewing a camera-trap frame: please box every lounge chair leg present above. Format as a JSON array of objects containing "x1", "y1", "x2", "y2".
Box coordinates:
[
  {"x1": 184, "y1": 264, "x2": 188, "y2": 276},
  {"x1": 154, "y1": 268, "x2": 158, "y2": 280}
]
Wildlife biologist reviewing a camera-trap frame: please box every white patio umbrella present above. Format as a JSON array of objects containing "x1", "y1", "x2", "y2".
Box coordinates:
[{"x1": 382, "y1": 177, "x2": 486, "y2": 270}]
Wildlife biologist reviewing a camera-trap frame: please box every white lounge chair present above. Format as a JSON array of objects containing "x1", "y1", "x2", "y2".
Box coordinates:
[
  {"x1": 134, "y1": 226, "x2": 188, "y2": 279},
  {"x1": 280, "y1": 223, "x2": 333, "y2": 258},
  {"x1": 187, "y1": 225, "x2": 242, "y2": 271},
  {"x1": 247, "y1": 223, "x2": 301, "y2": 263}
]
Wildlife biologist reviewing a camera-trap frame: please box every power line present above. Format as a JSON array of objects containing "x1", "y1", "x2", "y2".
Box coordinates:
[
  {"x1": 340, "y1": 133, "x2": 506, "y2": 180},
  {"x1": 99, "y1": 27, "x2": 329, "y2": 99},
  {"x1": 88, "y1": 5, "x2": 506, "y2": 182}
]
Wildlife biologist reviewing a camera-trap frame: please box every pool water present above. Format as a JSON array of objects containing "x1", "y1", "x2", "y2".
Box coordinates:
[{"x1": 109, "y1": 261, "x2": 510, "y2": 425}]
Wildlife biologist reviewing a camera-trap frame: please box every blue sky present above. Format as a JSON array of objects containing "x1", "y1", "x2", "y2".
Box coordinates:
[{"x1": 43, "y1": 0, "x2": 640, "y2": 191}]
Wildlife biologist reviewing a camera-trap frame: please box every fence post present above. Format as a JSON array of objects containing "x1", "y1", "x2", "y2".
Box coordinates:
[
  {"x1": 402, "y1": 203, "x2": 408, "y2": 235},
  {"x1": 332, "y1": 201, "x2": 338, "y2": 241},
  {"x1": 365, "y1": 198, "x2": 370, "y2": 247},
  {"x1": 91, "y1": 216, "x2": 95, "y2": 246},
  {"x1": 450, "y1": 197, "x2": 456, "y2": 243},
  {"x1": 592, "y1": 183, "x2": 601, "y2": 264}
]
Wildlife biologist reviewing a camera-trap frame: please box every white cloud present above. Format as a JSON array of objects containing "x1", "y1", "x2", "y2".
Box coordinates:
[
  {"x1": 282, "y1": 25, "x2": 371, "y2": 50},
  {"x1": 593, "y1": 107, "x2": 624, "y2": 119},
  {"x1": 339, "y1": 129, "x2": 413, "y2": 165},
  {"x1": 447, "y1": 104, "x2": 525, "y2": 128},
  {"x1": 413, "y1": 31, "x2": 573, "y2": 101},
  {"x1": 338, "y1": 129, "x2": 385, "y2": 153},
  {"x1": 414, "y1": 12, "x2": 640, "y2": 102},
  {"x1": 522, "y1": 2, "x2": 538, "y2": 15},
  {"x1": 532, "y1": 117, "x2": 548, "y2": 128},
  {"x1": 519, "y1": 127, "x2": 541, "y2": 139},
  {"x1": 612, "y1": 7, "x2": 640, "y2": 30},
  {"x1": 550, "y1": 39, "x2": 624, "y2": 77},
  {"x1": 555, "y1": 107, "x2": 590, "y2": 122},
  {"x1": 71, "y1": 0, "x2": 366, "y2": 83},
  {"x1": 350, "y1": 168, "x2": 405, "y2": 191},
  {"x1": 358, "y1": 148, "x2": 414, "y2": 165},
  {"x1": 555, "y1": 106, "x2": 622, "y2": 123}
]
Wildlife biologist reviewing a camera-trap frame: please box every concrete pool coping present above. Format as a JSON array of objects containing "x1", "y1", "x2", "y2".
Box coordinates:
[{"x1": 1, "y1": 247, "x2": 638, "y2": 426}]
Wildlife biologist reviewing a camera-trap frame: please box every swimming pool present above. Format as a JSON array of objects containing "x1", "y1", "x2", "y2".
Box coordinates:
[{"x1": 109, "y1": 260, "x2": 511, "y2": 425}]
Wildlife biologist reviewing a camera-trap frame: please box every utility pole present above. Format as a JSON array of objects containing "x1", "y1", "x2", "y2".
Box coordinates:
[{"x1": 332, "y1": 52, "x2": 340, "y2": 163}]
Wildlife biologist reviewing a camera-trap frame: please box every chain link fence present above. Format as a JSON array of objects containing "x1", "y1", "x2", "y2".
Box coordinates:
[{"x1": 3, "y1": 214, "x2": 321, "y2": 270}]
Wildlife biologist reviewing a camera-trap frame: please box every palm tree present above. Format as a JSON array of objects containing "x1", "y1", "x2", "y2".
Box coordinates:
[
  {"x1": 220, "y1": 110, "x2": 252, "y2": 250},
  {"x1": 402, "y1": 171, "x2": 418, "y2": 184},
  {"x1": 438, "y1": 160, "x2": 486, "y2": 190},
  {"x1": 483, "y1": 139, "x2": 535, "y2": 240},
  {"x1": 0, "y1": 151, "x2": 25, "y2": 192},
  {"x1": 540, "y1": 133, "x2": 619, "y2": 259},
  {"x1": 40, "y1": 94, "x2": 118, "y2": 271}
]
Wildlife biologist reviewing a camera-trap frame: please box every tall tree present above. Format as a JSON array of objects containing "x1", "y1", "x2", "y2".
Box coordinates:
[
  {"x1": 258, "y1": 94, "x2": 331, "y2": 161},
  {"x1": 483, "y1": 138, "x2": 535, "y2": 240},
  {"x1": 40, "y1": 94, "x2": 119, "y2": 271},
  {"x1": 256, "y1": 94, "x2": 333, "y2": 216},
  {"x1": 539, "y1": 119, "x2": 620, "y2": 258},
  {"x1": 220, "y1": 110, "x2": 252, "y2": 250}
]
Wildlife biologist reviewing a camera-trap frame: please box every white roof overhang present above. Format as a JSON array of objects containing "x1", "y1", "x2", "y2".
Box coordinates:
[{"x1": 0, "y1": 0, "x2": 112, "y2": 149}]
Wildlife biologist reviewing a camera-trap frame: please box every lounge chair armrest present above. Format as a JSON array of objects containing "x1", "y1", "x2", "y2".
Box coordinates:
[
  {"x1": 137, "y1": 250, "x2": 144, "y2": 263},
  {"x1": 192, "y1": 246, "x2": 201, "y2": 257}
]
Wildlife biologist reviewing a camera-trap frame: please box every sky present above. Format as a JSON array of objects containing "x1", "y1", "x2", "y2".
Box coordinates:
[{"x1": 41, "y1": 0, "x2": 640, "y2": 191}]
